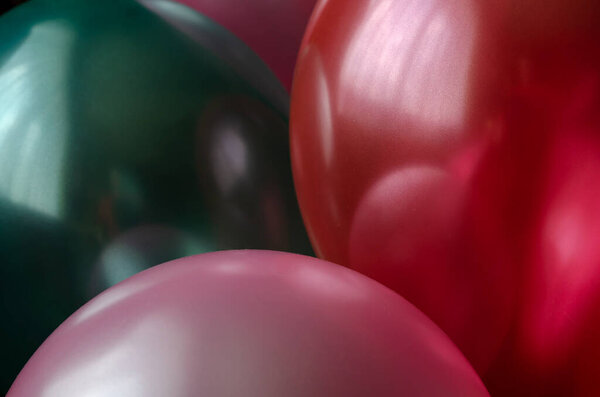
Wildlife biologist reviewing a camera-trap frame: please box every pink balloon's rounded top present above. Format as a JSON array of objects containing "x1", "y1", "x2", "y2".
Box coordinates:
[{"x1": 9, "y1": 250, "x2": 489, "y2": 396}]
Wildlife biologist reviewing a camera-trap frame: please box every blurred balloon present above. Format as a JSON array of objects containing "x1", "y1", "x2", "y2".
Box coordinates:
[
  {"x1": 291, "y1": 0, "x2": 600, "y2": 392},
  {"x1": 0, "y1": 0, "x2": 310, "y2": 391},
  {"x1": 174, "y1": 0, "x2": 317, "y2": 91},
  {"x1": 86, "y1": 225, "x2": 209, "y2": 297},
  {"x1": 8, "y1": 250, "x2": 489, "y2": 397}
]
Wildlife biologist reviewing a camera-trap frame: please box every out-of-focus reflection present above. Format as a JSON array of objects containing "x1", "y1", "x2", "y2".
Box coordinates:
[
  {"x1": 0, "y1": 0, "x2": 310, "y2": 392},
  {"x1": 87, "y1": 225, "x2": 209, "y2": 297},
  {"x1": 518, "y1": 127, "x2": 600, "y2": 374},
  {"x1": 197, "y1": 96, "x2": 311, "y2": 253},
  {"x1": 479, "y1": 63, "x2": 600, "y2": 397}
]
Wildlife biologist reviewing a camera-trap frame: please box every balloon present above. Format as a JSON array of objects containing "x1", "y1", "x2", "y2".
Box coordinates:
[
  {"x1": 174, "y1": 0, "x2": 317, "y2": 91},
  {"x1": 484, "y1": 128, "x2": 600, "y2": 395},
  {"x1": 290, "y1": 0, "x2": 600, "y2": 392},
  {"x1": 0, "y1": 0, "x2": 310, "y2": 391},
  {"x1": 8, "y1": 250, "x2": 489, "y2": 397}
]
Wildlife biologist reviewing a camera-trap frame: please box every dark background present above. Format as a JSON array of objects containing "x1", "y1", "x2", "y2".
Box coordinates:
[{"x1": 1, "y1": 0, "x2": 27, "y2": 15}]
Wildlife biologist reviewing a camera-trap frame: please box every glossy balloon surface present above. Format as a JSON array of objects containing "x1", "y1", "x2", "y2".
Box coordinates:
[
  {"x1": 291, "y1": 0, "x2": 600, "y2": 393},
  {"x1": 175, "y1": 0, "x2": 317, "y2": 91},
  {"x1": 0, "y1": 0, "x2": 309, "y2": 391},
  {"x1": 8, "y1": 250, "x2": 489, "y2": 397}
]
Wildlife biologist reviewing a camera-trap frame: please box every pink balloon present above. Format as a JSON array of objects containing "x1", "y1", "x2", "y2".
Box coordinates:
[
  {"x1": 174, "y1": 0, "x2": 317, "y2": 91},
  {"x1": 9, "y1": 250, "x2": 488, "y2": 396}
]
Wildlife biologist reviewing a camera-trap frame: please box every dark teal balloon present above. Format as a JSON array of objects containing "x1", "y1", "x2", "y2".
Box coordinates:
[{"x1": 0, "y1": 0, "x2": 311, "y2": 391}]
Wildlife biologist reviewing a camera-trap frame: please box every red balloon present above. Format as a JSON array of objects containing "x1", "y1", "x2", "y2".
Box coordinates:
[
  {"x1": 8, "y1": 251, "x2": 488, "y2": 397},
  {"x1": 173, "y1": 0, "x2": 317, "y2": 91},
  {"x1": 290, "y1": 0, "x2": 600, "y2": 393},
  {"x1": 571, "y1": 313, "x2": 600, "y2": 397}
]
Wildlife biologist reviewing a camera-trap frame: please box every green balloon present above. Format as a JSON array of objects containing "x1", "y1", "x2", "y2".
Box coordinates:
[{"x1": 0, "y1": 0, "x2": 311, "y2": 391}]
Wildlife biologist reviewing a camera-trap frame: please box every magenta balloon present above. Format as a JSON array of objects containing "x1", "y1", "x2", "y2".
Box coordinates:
[
  {"x1": 174, "y1": 0, "x2": 316, "y2": 91},
  {"x1": 9, "y1": 250, "x2": 488, "y2": 397}
]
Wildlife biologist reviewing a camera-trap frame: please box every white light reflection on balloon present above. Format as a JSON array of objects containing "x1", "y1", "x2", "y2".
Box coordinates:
[
  {"x1": 338, "y1": 0, "x2": 477, "y2": 133},
  {"x1": 522, "y1": 130, "x2": 600, "y2": 368},
  {"x1": 71, "y1": 277, "x2": 156, "y2": 326},
  {"x1": 314, "y1": 53, "x2": 334, "y2": 168},
  {"x1": 210, "y1": 119, "x2": 249, "y2": 195},
  {"x1": 0, "y1": 21, "x2": 74, "y2": 219},
  {"x1": 44, "y1": 315, "x2": 190, "y2": 397}
]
